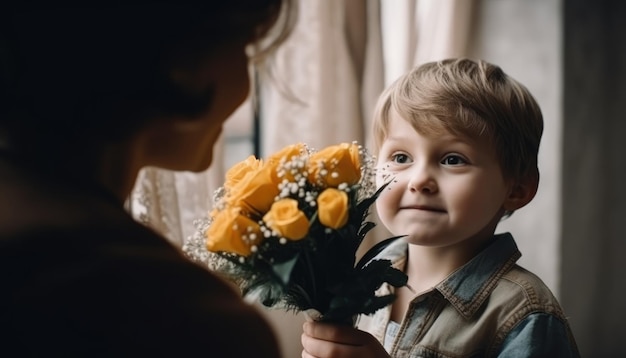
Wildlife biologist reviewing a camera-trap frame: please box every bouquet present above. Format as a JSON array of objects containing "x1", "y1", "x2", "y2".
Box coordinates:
[{"x1": 183, "y1": 142, "x2": 407, "y2": 324}]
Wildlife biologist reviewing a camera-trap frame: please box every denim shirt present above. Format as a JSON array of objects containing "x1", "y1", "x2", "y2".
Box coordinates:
[{"x1": 357, "y1": 233, "x2": 580, "y2": 357}]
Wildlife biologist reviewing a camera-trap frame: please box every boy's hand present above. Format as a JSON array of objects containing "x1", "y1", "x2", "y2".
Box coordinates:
[{"x1": 301, "y1": 321, "x2": 390, "y2": 358}]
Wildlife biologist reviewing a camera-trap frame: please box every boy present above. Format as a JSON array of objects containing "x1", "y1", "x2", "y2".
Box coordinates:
[{"x1": 301, "y1": 58, "x2": 580, "y2": 357}]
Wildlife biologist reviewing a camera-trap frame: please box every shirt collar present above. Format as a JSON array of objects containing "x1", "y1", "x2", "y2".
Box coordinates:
[
  {"x1": 436, "y1": 233, "x2": 521, "y2": 318},
  {"x1": 375, "y1": 233, "x2": 521, "y2": 319}
]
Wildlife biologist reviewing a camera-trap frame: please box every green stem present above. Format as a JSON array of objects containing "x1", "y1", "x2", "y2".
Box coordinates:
[{"x1": 303, "y1": 249, "x2": 317, "y2": 306}]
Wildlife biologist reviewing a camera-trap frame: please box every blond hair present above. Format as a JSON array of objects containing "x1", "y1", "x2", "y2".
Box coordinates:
[{"x1": 372, "y1": 58, "x2": 543, "y2": 181}]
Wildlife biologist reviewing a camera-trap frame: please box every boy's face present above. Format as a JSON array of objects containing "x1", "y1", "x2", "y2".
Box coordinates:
[{"x1": 375, "y1": 110, "x2": 513, "y2": 249}]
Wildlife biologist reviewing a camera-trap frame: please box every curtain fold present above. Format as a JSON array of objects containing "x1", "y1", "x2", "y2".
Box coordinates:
[
  {"x1": 259, "y1": 0, "x2": 368, "y2": 155},
  {"x1": 413, "y1": 0, "x2": 474, "y2": 66},
  {"x1": 381, "y1": 0, "x2": 474, "y2": 85}
]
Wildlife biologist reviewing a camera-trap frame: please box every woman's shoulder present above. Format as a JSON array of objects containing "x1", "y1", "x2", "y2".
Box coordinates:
[
  {"x1": 0, "y1": 207, "x2": 281, "y2": 356},
  {"x1": 0, "y1": 173, "x2": 277, "y2": 354}
]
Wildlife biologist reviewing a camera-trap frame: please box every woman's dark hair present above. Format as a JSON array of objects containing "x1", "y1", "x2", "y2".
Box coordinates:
[{"x1": 0, "y1": 1, "x2": 293, "y2": 158}]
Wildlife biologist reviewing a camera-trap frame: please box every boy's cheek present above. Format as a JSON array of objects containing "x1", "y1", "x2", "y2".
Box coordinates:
[{"x1": 374, "y1": 188, "x2": 394, "y2": 215}]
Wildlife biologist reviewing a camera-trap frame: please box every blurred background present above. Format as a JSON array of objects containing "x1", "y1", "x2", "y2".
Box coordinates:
[{"x1": 129, "y1": 0, "x2": 625, "y2": 356}]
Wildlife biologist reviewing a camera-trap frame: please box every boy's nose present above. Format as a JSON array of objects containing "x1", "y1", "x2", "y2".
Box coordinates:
[{"x1": 407, "y1": 167, "x2": 438, "y2": 194}]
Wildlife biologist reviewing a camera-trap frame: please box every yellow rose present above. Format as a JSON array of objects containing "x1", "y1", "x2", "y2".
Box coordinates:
[
  {"x1": 316, "y1": 188, "x2": 349, "y2": 229},
  {"x1": 227, "y1": 162, "x2": 280, "y2": 215},
  {"x1": 266, "y1": 143, "x2": 307, "y2": 166},
  {"x1": 266, "y1": 143, "x2": 307, "y2": 182},
  {"x1": 224, "y1": 155, "x2": 263, "y2": 190},
  {"x1": 206, "y1": 208, "x2": 262, "y2": 256},
  {"x1": 308, "y1": 142, "x2": 361, "y2": 187},
  {"x1": 263, "y1": 198, "x2": 309, "y2": 240}
]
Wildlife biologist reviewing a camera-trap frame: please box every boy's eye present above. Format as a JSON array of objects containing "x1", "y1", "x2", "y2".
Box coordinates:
[
  {"x1": 391, "y1": 153, "x2": 411, "y2": 164},
  {"x1": 441, "y1": 155, "x2": 466, "y2": 166}
]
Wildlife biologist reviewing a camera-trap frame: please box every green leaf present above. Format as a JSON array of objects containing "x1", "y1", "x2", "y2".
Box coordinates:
[
  {"x1": 355, "y1": 235, "x2": 406, "y2": 270},
  {"x1": 384, "y1": 266, "x2": 408, "y2": 287},
  {"x1": 357, "y1": 221, "x2": 376, "y2": 238},
  {"x1": 272, "y1": 254, "x2": 299, "y2": 285},
  {"x1": 360, "y1": 294, "x2": 397, "y2": 316}
]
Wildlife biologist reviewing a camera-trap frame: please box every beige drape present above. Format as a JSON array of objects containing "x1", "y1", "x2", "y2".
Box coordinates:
[
  {"x1": 382, "y1": 0, "x2": 473, "y2": 84},
  {"x1": 260, "y1": 1, "x2": 370, "y2": 154}
]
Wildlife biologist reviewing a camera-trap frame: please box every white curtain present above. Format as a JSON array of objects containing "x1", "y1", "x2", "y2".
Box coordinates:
[
  {"x1": 128, "y1": 164, "x2": 221, "y2": 247},
  {"x1": 127, "y1": 1, "x2": 474, "y2": 356},
  {"x1": 259, "y1": 0, "x2": 375, "y2": 155},
  {"x1": 382, "y1": 0, "x2": 474, "y2": 85}
]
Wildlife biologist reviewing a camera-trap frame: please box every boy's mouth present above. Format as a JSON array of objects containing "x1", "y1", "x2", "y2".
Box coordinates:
[{"x1": 400, "y1": 205, "x2": 446, "y2": 213}]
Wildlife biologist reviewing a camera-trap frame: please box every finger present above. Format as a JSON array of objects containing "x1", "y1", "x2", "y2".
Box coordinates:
[
  {"x1": 302, "y1": 331, "x2": 345, "y2": 358},
  {"x1": 301, "y1": 348, "x2": 318, "y2": 358},
  {"x1": 301, "y1": 331, "x2": 326, "y2": 358},
  {"x1": 302, "y1": 333, "x2": 370, "y2": 358},
  {"x1": 303, "y1": 321, "x2": 366, "y2": 345}
]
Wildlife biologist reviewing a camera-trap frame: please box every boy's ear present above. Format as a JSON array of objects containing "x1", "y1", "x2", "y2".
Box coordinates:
[{"x1": 503, "y1": 169, "x2": 539, "y2": 212}]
